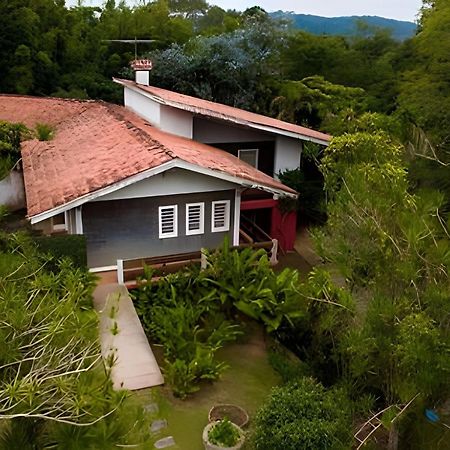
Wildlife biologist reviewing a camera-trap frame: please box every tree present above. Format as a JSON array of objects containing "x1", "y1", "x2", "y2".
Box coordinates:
[
  {"x1": 308, "y1": 122, "x2": 450, "y2": 446},
  {"x1": 398, "y1": 0, "x2": 450, "y2": 208}
]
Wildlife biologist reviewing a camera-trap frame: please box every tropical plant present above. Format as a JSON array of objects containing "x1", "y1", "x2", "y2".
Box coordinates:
[
  {"x1": 205, "y1": 240, "x2": 306, "y2": 332},
  {"x1": 134, "y1": 266, "x2": 240, "y2": 398},
  {"x1": 0, "y1": 232, "x2": 154, "y2": 448}
]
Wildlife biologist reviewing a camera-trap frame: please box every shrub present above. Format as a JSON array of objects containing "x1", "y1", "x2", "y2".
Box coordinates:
[
  {"x1": 253, "y1": 377, "x2": 353, "y2": 450},
  {"x1": 208, "y1": 418, "x2": 241, "y2": 447},
  {"x1": 33, "y1": 234, "x2": 87, "y2": 268}
]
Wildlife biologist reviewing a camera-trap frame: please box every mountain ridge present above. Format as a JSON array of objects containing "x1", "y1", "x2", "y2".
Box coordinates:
[{"x1": 270, "y1": 11, "x2": 417, "y2": 41}]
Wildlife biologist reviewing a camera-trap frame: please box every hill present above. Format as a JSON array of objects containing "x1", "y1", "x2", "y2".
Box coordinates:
[{"x1": 270, "y1": 12, "x2": 417, "y2": 41}]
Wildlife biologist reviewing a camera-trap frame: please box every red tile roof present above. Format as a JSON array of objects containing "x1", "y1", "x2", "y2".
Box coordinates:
[
  {"x1": 0, "y1": 95, "x2": 296, "y2": 218},
  {"x1": 114, "y1": 78, "x2": 331, "y2": 144}
]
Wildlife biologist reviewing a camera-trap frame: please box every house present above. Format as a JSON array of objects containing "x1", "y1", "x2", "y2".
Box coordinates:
[{"x1": 0, "y1": 69, "x2": 330, "y2": 273}]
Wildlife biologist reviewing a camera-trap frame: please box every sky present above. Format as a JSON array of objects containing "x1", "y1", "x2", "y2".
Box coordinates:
[{"x1": 67, "y1": 0, "x2": 423, "y2": 22}]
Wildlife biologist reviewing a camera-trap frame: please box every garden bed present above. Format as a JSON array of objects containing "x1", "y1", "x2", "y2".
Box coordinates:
[{"x1": 142, "y1": 323, "x2": 280, "y2": 450}]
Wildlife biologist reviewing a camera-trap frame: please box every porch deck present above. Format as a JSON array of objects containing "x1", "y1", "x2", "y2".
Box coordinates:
[{"x1": 93, "y1": 283, "x2": 164, "y2": 390}]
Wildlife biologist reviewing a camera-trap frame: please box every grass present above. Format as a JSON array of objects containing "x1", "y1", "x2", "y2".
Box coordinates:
[{"x1": 136, "y1": 322, "x2": 280, "y2": 450}]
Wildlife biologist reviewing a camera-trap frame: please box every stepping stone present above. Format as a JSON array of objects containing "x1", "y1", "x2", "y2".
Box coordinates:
[
  {"x1": 151, "y1": 419, "x2": 167, "y2": 434},
  {"x1": 144, "y1": 402, "x2": 159, "y2": 414},
  {"x1": 154, "y1": 436, "x2": 176, "y2": 448}
]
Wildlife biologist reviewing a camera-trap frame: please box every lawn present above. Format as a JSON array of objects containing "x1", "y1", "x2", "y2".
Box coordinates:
[{"x1": 136, "y1": 322, "x2": 280, "y2": 449}]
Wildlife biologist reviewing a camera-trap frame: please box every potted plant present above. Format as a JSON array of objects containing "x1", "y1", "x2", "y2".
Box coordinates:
[{"x1": 203, "y1": 418, "x2": 245, "y2": 450}]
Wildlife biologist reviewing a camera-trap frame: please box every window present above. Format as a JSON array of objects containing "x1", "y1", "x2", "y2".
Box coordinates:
[
  {"x1": 159, "y1": 205, "x2": 178, "y2": 238},
  {"x1": 51, "y1": 212, "x2": 67, "y2": 232},
  {"x1": 211, "y1": 200, "x2": 230, "y2": 233},
  {"x1": 238, "y1": 148, "x2": 259, "y2": 169},
  {"x1": 186, "y1": 202, "x2": 205, "y2": 236}
]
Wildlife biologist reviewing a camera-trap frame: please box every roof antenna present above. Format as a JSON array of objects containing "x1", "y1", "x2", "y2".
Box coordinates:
[{"x1": 102, "y1": 38, "x2": 156, "y2": 53}]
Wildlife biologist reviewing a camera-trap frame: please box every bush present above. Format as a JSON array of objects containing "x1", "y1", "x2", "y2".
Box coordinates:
[
  {"x1": 253, "y1": 377, "x2": 353, "y2": 450},
  {"x1": 33, "y1": 234, "x2": 87, "y2": 268}
]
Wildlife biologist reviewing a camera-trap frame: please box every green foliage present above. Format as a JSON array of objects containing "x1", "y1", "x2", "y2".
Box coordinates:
[
  {"x1": 278, "y1": 166, "x2": 327, "y2": 223},
  {"x1": 321, "y1": 131, "x2": 403, "y2": 194},
  {"x1": 0, "y1": 121, "x2": 28, "y2": 179},
  {"x1": 134, "y1": 241, "x2": 310, "y2": 396},
  {"x1": 35, "y1": 123, "x2": 54, "y2": 141},
  {"x1": 33, "y1": 234, "x2": 88, "y2": 269},
  {"x1": 397, "y1": 0, "x2": 450, "y2": 208},
  {"x1": 0, "y1": 231, "x2": 154, "y2": 448},
  {"x1": 253, "y1": 377, "x2": 353, "y2": 450},
  {"x1": 268, "y1": 344, "x2": 311, "y2": 383},
  {"x1": 303, "y1": 125, "x2": 450, "y2": 450},
  {"x1": 134, "y1": 266, "x2": 240, "y2": 398},
  {"x1": 270, "y1": 76, "x2": 366, "y2": 129},
  {"x1": 208, "y1": 418, "x2": 241, "y2": 447},
  {"x1": 205, "y1": 241, "x2": 306, "y2": 332},
  {"x1": 0, "y1": 206, "x2": 9, "y2": 224}
]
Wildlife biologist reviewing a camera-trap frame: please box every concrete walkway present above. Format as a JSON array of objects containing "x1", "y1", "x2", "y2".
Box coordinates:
[
  {"x1": 93, "y1": 283, "x2": 164, "y2": 390},
  {"x1": 294, "y1": 226, "x2": 322, "y2": 267}
]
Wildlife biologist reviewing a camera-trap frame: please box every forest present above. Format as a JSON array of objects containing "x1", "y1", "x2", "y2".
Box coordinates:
[{"x1": 0, "y1": 0, "x2": 449, "y2": 449}]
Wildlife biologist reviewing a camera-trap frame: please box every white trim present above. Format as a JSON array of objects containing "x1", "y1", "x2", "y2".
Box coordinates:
[
  {"x1": 75, "y1": 207, "x2": 83, "y2": 234},
  {"x1": 159, "y1": 205, "x2": 178, "y2": 239},
  {"x1": 233, "y1": 190, "x2": 241, "y2": 246},
  {"x1": 29, "y1": 158, "x2": 296, "y2": 225},
  {"x1": 238, "y1": 148, "x2": 259, "y2": 169},
  {"x1": 185, "y1": 202, "x2": 205, "y2": 236},
  {"x1": 30, "y1": 160, "x2": 178, "y2": 224},
  {"x1": 175, "y1": 160, "x2": 297, "y2": 199},
  {"x1": 113, "y1": 79, "x2": 330, "y2": 146},
  {"x1": 211, "y1": 200, "x2": 230, "y2": 233},
  {"x1": 117, "y1": 259, "x2": 124, "y2": 284},
  {"x1": 89, "y1": 265, "x2": 118, "y2": 273}
]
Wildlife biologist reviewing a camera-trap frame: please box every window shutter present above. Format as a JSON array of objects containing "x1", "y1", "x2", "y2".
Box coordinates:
[
  {"x1": 211, "y1": 200, "x2": 230, "y2": 233},
  {"x1": 186, "y1": 203, "x2": 204, "y2": 235},
  {"x1": 159, "y1": 205, "x2": 178, "y2": 238}
]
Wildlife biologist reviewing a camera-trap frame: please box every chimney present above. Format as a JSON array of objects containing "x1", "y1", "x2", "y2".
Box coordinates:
[{"x1": 130, "y1": 59, "x2": 153, "y2": 86}]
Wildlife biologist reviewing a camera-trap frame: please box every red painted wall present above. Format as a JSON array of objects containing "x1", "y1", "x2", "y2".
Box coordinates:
[{"x1": 270, "y1": 201, "x2": 297, "y2": 251}]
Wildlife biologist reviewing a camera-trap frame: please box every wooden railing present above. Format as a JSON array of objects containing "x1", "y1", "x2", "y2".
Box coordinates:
[{"x1": 117, "y1": 239, "x2": 278, "y2": 286}]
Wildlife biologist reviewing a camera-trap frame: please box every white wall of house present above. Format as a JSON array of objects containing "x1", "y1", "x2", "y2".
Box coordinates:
[
  {"x1": 274, "y1": 135, "x2": 302, "y2": 178},
  {"x1": 124, "y1": 87, "x2": 161, "y2": 126},
  {"x1": 193, "y1": 117, "x2": 274, "y2": 144},
  {"x1": 160, "y1": 105, "x2": 193, "y2": 138},
  {"x1": 93, "y1": 168, "x2": 236, "y2": 202},
  {"x1": 0, "y1": 170, "x2": 26, "y2": 211}
]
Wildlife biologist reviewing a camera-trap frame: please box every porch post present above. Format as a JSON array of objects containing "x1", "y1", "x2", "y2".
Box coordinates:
[
  {"x1": 117, "y1": 259, "x2": 124, "y2": 285},
  {"x1": 233, "y1": 189, "x2": 241, "y2": 246}
]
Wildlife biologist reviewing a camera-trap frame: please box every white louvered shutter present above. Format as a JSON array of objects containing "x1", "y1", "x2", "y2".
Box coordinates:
[
  {"x1": 186, "y1": 203, "x2": 204, "y2": 235},
  {"x1": 159, "y1": 205, "x2": 178, "y2": 238},
  {"x1": 211, "y1": 200, "x2": 230, "y2": 233}
]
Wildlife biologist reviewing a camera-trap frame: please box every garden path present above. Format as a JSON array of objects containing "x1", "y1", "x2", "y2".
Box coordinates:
[{"x1": 93, "y1": 283, "x2": 164, "y2": 390}]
